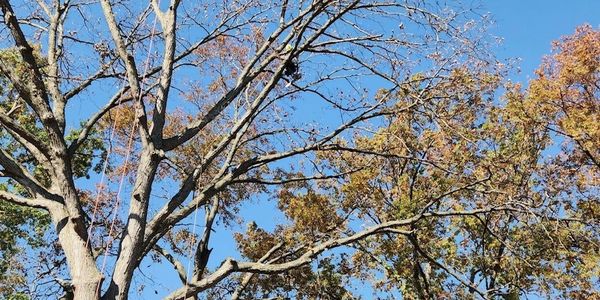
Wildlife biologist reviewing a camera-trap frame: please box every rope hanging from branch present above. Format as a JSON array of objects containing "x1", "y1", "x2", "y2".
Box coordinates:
[{"x1": 91, "y1": 12, "x2": 160, "y2": 296}]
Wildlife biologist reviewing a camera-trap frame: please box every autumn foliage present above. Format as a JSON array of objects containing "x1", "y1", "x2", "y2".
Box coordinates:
[{"x1": 0, "y1": 1, "x2": 598, "y2": 300}]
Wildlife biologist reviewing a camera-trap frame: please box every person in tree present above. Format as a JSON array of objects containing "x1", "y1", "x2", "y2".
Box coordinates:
[{"x1": 283, "y1": 44, "x2": 301, "y2": 81}]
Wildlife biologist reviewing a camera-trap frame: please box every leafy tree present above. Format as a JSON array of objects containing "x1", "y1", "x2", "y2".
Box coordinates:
[
  {"x1": 0, "y1": 46, "x2": 106, "y2": 298},
  {"x1": 0, "y1": 1, "x2": 597, "y2": 300},
  {"x1": 500, "y1": 24, "x2": 600, "y2": 299}
]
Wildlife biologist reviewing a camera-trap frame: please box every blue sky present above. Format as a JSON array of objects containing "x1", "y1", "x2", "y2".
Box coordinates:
[
  {"x1": 4, "y1": 0, "x2": 600, "y2": 299},
  {"x1": 128, "y1": 1, "x2": 600, "y2": 299},
  {"x1": 4, "y1": 0, "x2": 594, "y2": 299},
  {"x1": 486, "y1": 0, "x2": 600, "y2": 82}
]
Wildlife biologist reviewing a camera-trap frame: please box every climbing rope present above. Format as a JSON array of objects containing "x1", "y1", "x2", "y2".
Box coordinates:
[
  {"x1": 84, "y1": 74, "x2": 132, "y2": 251},
  {"x1": 183, "y1": 189, "x2": 201, "y2": 297},
  {"x1": 92, "y1": 12, "x2": 159, "y2": 296}
]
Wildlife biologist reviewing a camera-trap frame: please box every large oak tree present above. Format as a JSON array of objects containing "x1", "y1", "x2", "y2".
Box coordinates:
[{"x1": 0, "y1": 0, "x2": 597, "y2": 299}]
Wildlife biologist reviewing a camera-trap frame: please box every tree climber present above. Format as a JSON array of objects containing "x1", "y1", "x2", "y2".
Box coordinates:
[{"x1": 283, "y1": 44, "x2": 301, "y2": 81}]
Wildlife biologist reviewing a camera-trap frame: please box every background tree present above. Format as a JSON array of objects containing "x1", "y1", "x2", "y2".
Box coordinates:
[
  {"x1": 0, "y1": 47, "x2": 106, "y2": 299},
  {"x1": 0, "y1": 1, "x2": 597, "y2": 300},
  {"x1": 502, "y1": 24, "x2": 600, "y2": 299}
]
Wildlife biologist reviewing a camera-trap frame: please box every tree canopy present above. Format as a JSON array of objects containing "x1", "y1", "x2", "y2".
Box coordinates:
[{"x1": 0, "y1": 1, "x2": 597, "y2": 299}]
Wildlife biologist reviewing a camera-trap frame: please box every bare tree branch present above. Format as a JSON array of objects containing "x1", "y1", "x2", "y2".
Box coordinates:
[{"x1": 167, "y1": 206, "x2": 517, "y2": 299}]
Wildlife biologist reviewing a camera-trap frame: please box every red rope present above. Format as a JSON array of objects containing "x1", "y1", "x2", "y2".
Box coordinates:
[
  {"x1": 184, "y1": 190, "x2": 201, "y2": 294},
  {"x1": 95, "y1": 13, "x2": 159, "y2": 295},
  {"x1": 84, "y1": 82, "x2": 126, "y2": 251},
  {"x1": 98, "y1": 119, "x2": 138, "y2": 274}
]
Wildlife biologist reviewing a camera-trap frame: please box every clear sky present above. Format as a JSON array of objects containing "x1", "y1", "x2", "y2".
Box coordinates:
[
  {"x1": 486, "y1": 0, "x2": 600, "y2": 82},
  {"x1": 128, "y1": 1, "x2": 600, "y2": 298}
]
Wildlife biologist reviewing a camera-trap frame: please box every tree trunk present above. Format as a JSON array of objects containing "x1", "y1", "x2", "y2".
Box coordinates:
[
  {"x1": 50, "y1": 205, "x2": 103, "y2": 299},
  {"x1": 103, "y1": 149, "x2": 159, "y2": 300}
]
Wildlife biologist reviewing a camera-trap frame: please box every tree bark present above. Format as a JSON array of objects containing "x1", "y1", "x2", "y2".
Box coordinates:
[
  {"x1": 50, "y1": 205, "x2": 103, "y2": 299},
  {"x1": 103, "y1": 148, "x2": 159, "y2": 300}
]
